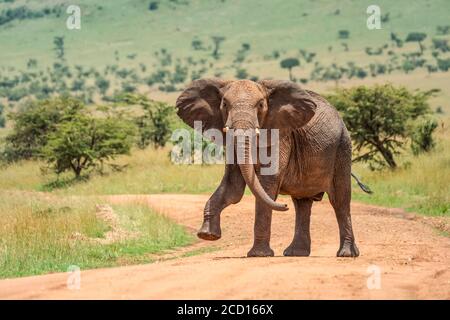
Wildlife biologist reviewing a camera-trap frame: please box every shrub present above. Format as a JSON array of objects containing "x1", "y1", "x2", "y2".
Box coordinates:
[
  {"x1": 437, "y1": 58, "x2": 450, "y2": 71},
  {"x1": 95, "y1": 77, "x2": 110, "y2": 95},
  {"x1": 41, "y1": 106, "x2": 135, "y2": 177},
  {"x1": 3, "y1": 97, "x2": 83, "y2": 162},
  {"x1": 121, "y1": 94, "x2": 174, "y2": 148},
  {"x1": 327, "y1": 84, "x2": 433, "y2": 169},
  {"x1": 432, "y1": 38, "x2": 450, "y2": 52},
  {"x1": 0, "y1": 103, "x2": 5, "y2": 128},
  {"x1": 235, "y1": 68, "x2": 248, "y2": 79},
  {"x1": 338, "y1": 30, "x2": 350, "y2": 39},
  {"x1": 411, "y1": 117, "x2": 438, "y2": 155},
  {"x1": 148, "y1": 1, "x2": 159, "y2": 11}
]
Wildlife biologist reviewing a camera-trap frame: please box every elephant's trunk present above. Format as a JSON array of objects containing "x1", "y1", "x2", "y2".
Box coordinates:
[{"x1": 235, "y1": 131, "x2": 288, "y2": 212}]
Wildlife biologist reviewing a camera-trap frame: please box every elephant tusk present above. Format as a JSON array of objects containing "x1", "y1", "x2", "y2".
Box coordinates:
[
  {"x1": 223, "y1": 126, "x2": 229, "y2": 133},
  {"x1": 255, "y1": 128, "x2": 260, "y2": 136}
]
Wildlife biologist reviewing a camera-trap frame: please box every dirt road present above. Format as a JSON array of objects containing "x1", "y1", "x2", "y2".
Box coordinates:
[{"x1": 0, "y1": 194, "x2": 449, "y2": 299}]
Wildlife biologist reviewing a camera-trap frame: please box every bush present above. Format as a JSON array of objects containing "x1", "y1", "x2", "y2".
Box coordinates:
[
  {"x1": 235, "y1": 68, "x2": 248, "y2": 79},
  {"x1": 121, "y1": 94, "x2": 174, "y2": 148},
  {"x1": 327, "y1": 84, "x2": 433, "y2": 170},
  {"x1": 338, "y1": 30, "x2": 350, "y2": 39},
  {"x1": 405, "y1": 32, "x2": 427, "y2": 53},
  {"x1": 0, "y1": 103, "x2": 5, "y2": 128},
  {"x1": 432, "y1": 38, "x2": 450, "y2": 52},
  {"x1": 437, "y1": 58, "x2": 450, "y2": 71},
  {"x1": 41, "y1": 105, "x2": 135, "y2": 178},
  {"x1": 3, "y1": 97, "x2": 83, "y2": 162},
  {"x1": 411, "y1": 117, "x2": 438, "y2": 155},
  {"x1": 148, "y1": 1, "x2": 159, "y2": 11}
]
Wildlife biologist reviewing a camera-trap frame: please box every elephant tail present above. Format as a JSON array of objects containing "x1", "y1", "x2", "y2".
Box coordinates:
[{"x1": 351, "y1": 172, "x2": 373, "y2": 194}]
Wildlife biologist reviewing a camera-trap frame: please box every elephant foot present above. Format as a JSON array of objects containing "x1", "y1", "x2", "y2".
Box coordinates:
[
  {"x1": 336, "y1": 242, "x2": 360, "y2": 257},
  {"x1": 247, "y1": 245, "x2": 274, "y2": 257},
  {"x1": 283, "y1": 244, "x2": 310, "y2": 257},
  {"x1": 197, "y1": 217, "x2": 221, "y2": 241}
]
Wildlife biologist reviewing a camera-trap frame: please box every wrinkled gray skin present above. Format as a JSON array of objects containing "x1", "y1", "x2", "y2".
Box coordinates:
[{"x1": 176, "y1": 79, "x2": 359, "y2": 257}]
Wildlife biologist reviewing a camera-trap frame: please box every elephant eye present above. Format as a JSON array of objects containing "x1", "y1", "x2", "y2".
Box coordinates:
[{"x1": 258, "y1": 101, "x2": 264, "y2": 108}]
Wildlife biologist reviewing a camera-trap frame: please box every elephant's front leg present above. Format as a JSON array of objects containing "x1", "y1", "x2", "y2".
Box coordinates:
[
  {"x1": 247, "y1": 178, "x2": 279, "y2": 257},
  {"x1": 197, "y1": 164, "x2": 245, "y2": 241}
]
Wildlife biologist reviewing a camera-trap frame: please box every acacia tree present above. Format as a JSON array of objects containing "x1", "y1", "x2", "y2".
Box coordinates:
[
  {"x1": 211, "y1": 36, "x2": 226, "y2": 60},
  {"x1": 53, "y1": 36, "x2": 65, "y2": 61},
  {"x1": 41, "y1": 106, "x2": 135, "y2": 178},
  {"x1": 3, "y1": 97, "x2": 83, "y2": 161},
  {"x1": 0, "y1": 103, "x2": 5, "y2": 128},
  {"x1": 327, "y1": 84, "x2": 434, "y2": 170},
  {"x1": 121, "y1": 93, "x2": 174, "y2": 148},
  {"x1": 405, "y1": 32, "x2": 427, "y2": 54},
  {"x1": 280, "y1": 58, "x2": 300, "y2": 81}
]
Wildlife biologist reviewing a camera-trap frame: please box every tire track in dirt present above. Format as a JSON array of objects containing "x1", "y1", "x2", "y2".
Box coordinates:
[{"x1": 0, "y1": 194, "x2": 449, "y2": 299}]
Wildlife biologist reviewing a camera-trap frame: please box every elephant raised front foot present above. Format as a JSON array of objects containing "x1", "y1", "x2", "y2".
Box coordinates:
[{"x1": 197, "y1": 215, "x2": 221, "y2": 241}]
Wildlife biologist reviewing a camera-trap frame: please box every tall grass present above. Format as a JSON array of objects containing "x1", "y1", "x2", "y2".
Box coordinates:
[
  {"x1": 0, "y1": 118, "x2": 448, "y2": 217},
  {"x1": 352, "y1": 119, "x2": 450, "y2": 216},
  {"x1": 0, "y1": 192, "x2": 193, "y2": 278}
]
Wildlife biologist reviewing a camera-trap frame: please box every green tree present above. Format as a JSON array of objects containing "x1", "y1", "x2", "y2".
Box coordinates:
[
  {"x1": 432, "y1": 38, "x2": 450, "y2": 52},
  {"x1": 3, "y1": 97, "x2": 83, "y2": 162},
  {"x1": 191, "y1": 38, "x2": 204, "y2": 51},
  {"x1": 41, "y1": 107, "x2": 135, "y2": 178},
  {"x1": 327, "y1": 84, "x2": 433, "y2": 170},
  {"x1": 235, "y1": 68, "x2": 248, "y2": 79},
  {"x1": 0, "y1": 103, "x2": 5, "y2": 128},
  {"x1": 211, "y1": 36, "x2": 226, "y2": 59},
  {"x1": 122, "y1": 94, "x2": 174, "y2": 148},
  {"x1": 148, "y1": 1, "x2": 159, "y2": 11},
  {"x1": 338, "y1": 30, "x2": 350, "y2": 39},
  {"x1": 280, "y1": 58, "x2": 300, "y2": 81},
  {"x1": 95, "y1": 77, "x2": 110, "y2": 95},
  {"x1": 405, "y1": 32, "x2": 427, "y2": 53},
  {"x1": 53, "y1": 36, "x2": 65, "y2": 61},
  {"x1": 411, "y1": 117, "x2": 438, "y2": 155}
]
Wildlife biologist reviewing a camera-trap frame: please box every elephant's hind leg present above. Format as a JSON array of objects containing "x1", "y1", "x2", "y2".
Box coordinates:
[
  {"x1": 328, "y1": 148, "x2": 359, "y2": 257},
  {"x1": 198, "y1": 164, "x2": 245, "y2": 241},
  {"x1": 283, "y1": 197, "x2": 313, "y2": 257}
]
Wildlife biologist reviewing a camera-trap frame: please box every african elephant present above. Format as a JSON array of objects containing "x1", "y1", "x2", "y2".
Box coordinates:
[{"x1": 176, "y1": 79, "x2": 371, "y2": 258}]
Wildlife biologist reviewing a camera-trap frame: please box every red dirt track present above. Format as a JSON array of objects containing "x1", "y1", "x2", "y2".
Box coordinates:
[{"x1": 0, "y1": 194, "x2": 449, "y2": 299}]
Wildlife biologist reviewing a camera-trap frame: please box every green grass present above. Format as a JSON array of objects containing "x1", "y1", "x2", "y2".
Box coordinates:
[
  {"x1": 351, "y1": 121, "x2": 450, "y2": 216},
  {"x1": 0, "y1": 145, "x2": 224, "y2": 194},
  {"x1": 1, "y1": 0, "x2": 450, "y2": 76},
  {"x1": 0, "y1": 128, "x2": 448, "y2": 217},
  {"x1": 0, "y1": 191, "x2": 194, "y2": 279}
]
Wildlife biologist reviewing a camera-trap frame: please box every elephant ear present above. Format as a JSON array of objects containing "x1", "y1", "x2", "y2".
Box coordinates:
[
  {"x1": 259, "y1": 80, "x2": 317, "y2": 130},
  {"x1": 176, "y1": 79, "x2": 230, "y2": 131}
]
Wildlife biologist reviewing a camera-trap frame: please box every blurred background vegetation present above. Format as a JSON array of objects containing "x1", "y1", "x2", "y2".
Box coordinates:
[{"x1": 0, "y1": 0, "x2": 449, "y2": 278}]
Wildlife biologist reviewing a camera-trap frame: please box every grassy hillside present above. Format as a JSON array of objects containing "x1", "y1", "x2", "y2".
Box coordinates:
[{"x1": 1, "y1": 0, "x2": 449, "y2": 67}]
